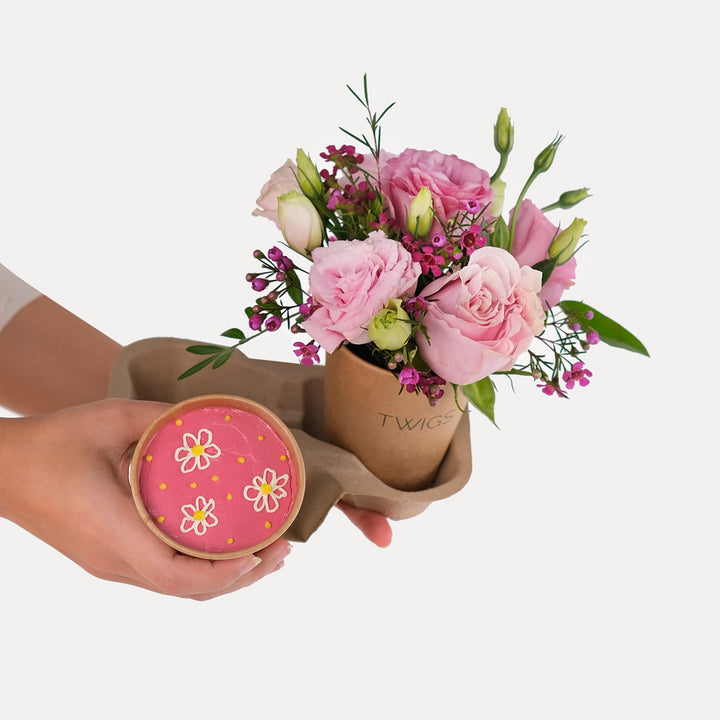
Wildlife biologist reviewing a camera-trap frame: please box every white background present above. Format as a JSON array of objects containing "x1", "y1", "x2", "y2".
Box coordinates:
[{"x1": 1, "y1": 1, "x2": 717, "y2": 718}]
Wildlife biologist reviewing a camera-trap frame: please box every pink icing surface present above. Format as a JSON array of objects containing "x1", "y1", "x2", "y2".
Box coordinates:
[{"x1": 138, "y1": 405, "x2": 298, "y2": 554}]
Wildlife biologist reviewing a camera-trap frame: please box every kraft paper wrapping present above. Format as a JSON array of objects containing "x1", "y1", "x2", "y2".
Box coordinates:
[
  {"x1": 108, "y1": 338, "x2": 473, "y2": 542},
  {"x1": 324, "y1": 345, "x2": 467, "y2": 491}
]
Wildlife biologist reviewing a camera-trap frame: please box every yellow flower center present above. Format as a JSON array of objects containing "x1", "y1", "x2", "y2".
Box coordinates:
[
  {"x1": 260, "y1": 483, "x2": 273, "y2": 495},
  {"x1": 191, "y1": 444, "x2": 205, "y2": 456},
  {"x1": 193, "y1": 510, "x2": 206, "y2": 522}
]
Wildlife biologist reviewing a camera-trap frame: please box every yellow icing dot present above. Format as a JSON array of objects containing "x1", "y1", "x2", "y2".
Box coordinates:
[
  {"x1": 280, "y1": 454, "x2": 287, "y2": 461},
  {"x1": 265, "y1": 521, "x2": 272, "y2": 530},
  {"x1": 191, "y1": 444, "x2": 205, "y2": 456},
  {"x1": 211, "y1": 475, "x2": 219, "y2": 482},
  {"x1": 193, "y1": 510, "x2": 206, "y2": 522},
  {"x1": 190, "y1": 482, "x2": 197, "y2": 489},
  {"x1": 226, "y1": 493, "x2": 233, "y2": 500},
  {"x1": 145, "y1": 455, "x2": 153, "y2": 462},
  {"x1": 261, "y1": 483, "x2": 273, "y2": 495},
  {"x1": 237, "y1": 456, "x2": 246, "y2": 464},
  {"x1": 175, "y1": 419, "x2": 183, "y2": 426},
  {"x1": 227, "y1": 538, "x2": 234, "y2": 544},
  {"x1": 257, "y1": 435, "x2": 264, "y2": 441},
  {"x1": 158, "y1": 516, "x2": 165, "y2": 523},
  {"x1": 225, "y1": 415, "x2": 231, "y2": 421},
  {"x1": 159, "y1": 483, "x2": 167, "y2": 490}
]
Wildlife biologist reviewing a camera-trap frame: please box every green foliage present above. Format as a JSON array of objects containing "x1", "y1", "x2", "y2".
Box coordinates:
[
  {"x1": 559, "y1": 300, "x2": 650, "y2": 356},
  {"x1": 461, "y1": 377, "x2": 497, "y2": 426}
]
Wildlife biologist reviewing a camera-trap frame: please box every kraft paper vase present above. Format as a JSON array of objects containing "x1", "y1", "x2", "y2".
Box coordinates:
[{"x1": 323, "y1": 345, "x2": 467, "y2": 491}]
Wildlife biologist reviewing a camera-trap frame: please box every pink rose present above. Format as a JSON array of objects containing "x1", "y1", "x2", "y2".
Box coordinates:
[
  {"x1": 302, "y1": 230, "x2": 421, "y2": 353},
  {"x1": 509, "y1": 199, "x2": 576, "y2": 308},
  {"x1": 252, "y1": 160, "x2": 300, "y2": 228},
  {"x1": 380, "y1": 149, "x2": 494, "y2": 233},
  {"x1": 416, "y1": 246, "x2": 544, "y2": 385}
]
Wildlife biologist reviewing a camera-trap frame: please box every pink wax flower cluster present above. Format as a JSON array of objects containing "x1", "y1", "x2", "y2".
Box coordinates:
[{"x1": 184, "y1": 78, "x2": 647, "y2": 422}]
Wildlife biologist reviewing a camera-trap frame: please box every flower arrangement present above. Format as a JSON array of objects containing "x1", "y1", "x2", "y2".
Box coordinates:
[{"x1": 182, "y1": 76, "x2": 647, "y2": 424}]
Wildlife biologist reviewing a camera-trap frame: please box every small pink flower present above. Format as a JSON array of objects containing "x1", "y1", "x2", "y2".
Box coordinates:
[
  {"x1": 264, "y1": 315, "x2": 282, "y2": 332},
  {"x1": 562, "y1": 361, "x2": 593, "y2": 389},
  {"x1": 398, "y1": 367, "x2": 420, "y2": 392},
  {"x1": 293, "y1": 341, "x2": 320, "y2": 365}
]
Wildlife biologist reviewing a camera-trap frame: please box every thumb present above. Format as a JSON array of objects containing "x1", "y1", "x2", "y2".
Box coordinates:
[{"x1": 94, "y1": 398, "x2": 172, "y2": 475}]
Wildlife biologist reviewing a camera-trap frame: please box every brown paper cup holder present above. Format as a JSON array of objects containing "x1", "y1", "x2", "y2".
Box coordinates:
[{"x1": 109, "y1": 338, "x2": 473, "y2": 542}]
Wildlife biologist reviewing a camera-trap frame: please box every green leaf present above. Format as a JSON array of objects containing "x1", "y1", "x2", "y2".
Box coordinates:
[
  {"x1": 221, "y1": 328, "x2": 246, "y2": 340},
  {"x1": 285, "y1": 268, "x2": 304, "y2": 305},
  {"x1": 559, "y1": 300, "x2": 650, "y2": 356},
  {"x1": 461, "y1": 376, "x2": 497, "y2": 426},
  {"x1": 177, "y1": 355, "x2": 217, "y2": 380},
  {"x1": 185, "y1": 344, "x2": 225, "y2": 355},
  {"x1": 212, "y1": 349, "x2": 233, "y2": 369},
  {"x1": 491, "y1": 216, "x2": 510, "y2": 249},
  {"x1": 532, "y1": 258, "x2": 558, "y2": 285}
]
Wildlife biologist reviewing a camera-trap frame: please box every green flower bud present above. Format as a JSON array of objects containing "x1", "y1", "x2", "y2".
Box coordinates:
[
  {"x1": 493, "y1": 108, "x2": 514, "y2": 155},
  {"x1": 277, "y1": 190, "x2": 323, "y2": 255},
  {"x1": 368, "y1": 299, "x2": 412, "y2": 351},
  {"x1": 549, "y1": 217, "x2": 587, "y2": 265},
  {"x1": 541, "y1": 188, "x2": 591, "y2": 213},
  {"x1": 408, "y1": 186, "x2": 434, "y2": 238},
  {"x1": 556, "y1": 187, "x2": 590, "y2": 209},
  {"x1": 295, "y1": 149, "x2": 324, "y2": 197},
  {"x1": 489, "y1": 178, "x2": 506, "y2": 217},
  {"x1": 533, "y1": 134, "x2": 563, "y2": 175}
]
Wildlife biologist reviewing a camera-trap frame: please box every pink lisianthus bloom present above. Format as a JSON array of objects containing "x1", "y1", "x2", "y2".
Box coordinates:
[
  {"x1": 509, "y1": 199, "x2": 577, "y2": 308},
  {"x1": 379, "y1": 149, "x2": 494, "y2": 234},
  {"x1": 301, "y1": 230, "x2": 421, "y2": 353},
  {"x1": 252, "y1": 160, "x2": 300, "y2": 229},
  {"x1": 416, "y1": 246, "x2": 545, "y2": 386}
]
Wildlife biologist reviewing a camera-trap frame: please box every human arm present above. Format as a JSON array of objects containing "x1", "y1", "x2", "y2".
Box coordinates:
[
  {"x1": 0, "y1": 293, "x2": 120, "y2": 415},
  {"x1": 0, "y1": 275, "x2": 391, "y2": 553}
]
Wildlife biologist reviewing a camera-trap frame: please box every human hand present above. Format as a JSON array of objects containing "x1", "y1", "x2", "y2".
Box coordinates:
[
  {"x1": 0, "y1": 399, "x2": 291, "y2": 600},
  {"x1": 336, "y1": 502, "x2": 393, "y2": 547}
]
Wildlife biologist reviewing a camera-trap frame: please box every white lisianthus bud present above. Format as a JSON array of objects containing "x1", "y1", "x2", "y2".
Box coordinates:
[
  {"x1": 368, "y1": 298, "x2": 412, "y2": 351},
  {"x1": 549, "y1": 218, "x2": 587, "y2": 265},
  {"x1": 277, "y1": 190, "x2": 323, "y2": 254},
  {"x1": 408, "y1": 186, "x2": 434, "y2": 238}
]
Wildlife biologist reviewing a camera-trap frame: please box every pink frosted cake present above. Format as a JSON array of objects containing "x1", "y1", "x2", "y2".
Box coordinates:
[{"x1": 130, "y1": 395, "x2": 305, "y2": 559}]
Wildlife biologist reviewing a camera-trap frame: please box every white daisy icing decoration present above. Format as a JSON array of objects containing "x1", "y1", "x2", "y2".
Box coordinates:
[
  {"x1": 174, "y1": 428, "x2": 221, "y2": 473},
  {"x1": 243, "y1": 467, "x2": 289, "y2": 514},
  {"x1": 180, "y1": 496, "x2": 219, "y2": 535}
]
